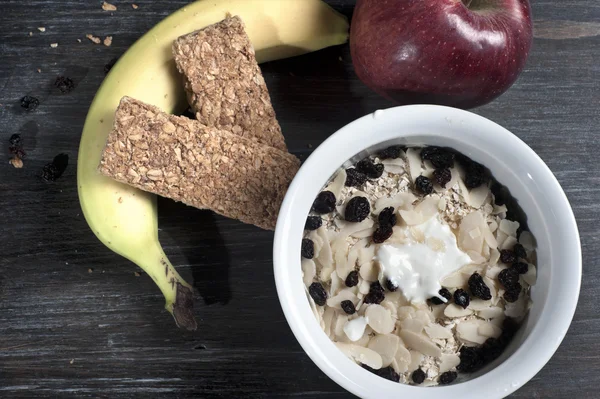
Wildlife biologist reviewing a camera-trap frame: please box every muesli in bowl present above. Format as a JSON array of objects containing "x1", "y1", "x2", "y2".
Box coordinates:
[{"x1": 301, "y1": 145, "x2": 537, "y2": 386}]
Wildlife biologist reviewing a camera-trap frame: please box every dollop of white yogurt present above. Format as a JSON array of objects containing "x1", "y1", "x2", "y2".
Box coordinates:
[
  {"x1": 376, "y1": 216, "x2": 471, "y2": 304},
  {"x1": 343, "y1": 316, "x2": 369, "y2": 342}
]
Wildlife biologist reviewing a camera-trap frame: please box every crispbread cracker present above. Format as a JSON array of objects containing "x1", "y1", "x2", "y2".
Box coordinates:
[
  {"x1": 172, "y1": 16, "x2": 287, "y2": 151},
  {"x1": 99, "y1": 97, "x2": 299, "y2": 230}
]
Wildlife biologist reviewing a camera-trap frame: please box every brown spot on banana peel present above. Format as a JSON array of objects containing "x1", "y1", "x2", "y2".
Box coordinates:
[{"x1": 172, "y1": 283, "x2": 197, "y2": 331}]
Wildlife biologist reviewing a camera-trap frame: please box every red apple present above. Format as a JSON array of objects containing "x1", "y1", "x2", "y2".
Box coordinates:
[{"x1": 350, "y1": 0, "x2": 533, "y2": 108}]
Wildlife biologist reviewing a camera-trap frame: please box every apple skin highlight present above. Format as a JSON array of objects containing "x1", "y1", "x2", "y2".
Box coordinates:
[{"x1": 350, "y1": 0, "x2": 533, "y2": 109}]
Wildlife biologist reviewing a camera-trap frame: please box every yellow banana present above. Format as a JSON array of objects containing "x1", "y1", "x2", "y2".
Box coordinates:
[{"x1": 77, "y1": 0, "x2": 349, "y2": 330}]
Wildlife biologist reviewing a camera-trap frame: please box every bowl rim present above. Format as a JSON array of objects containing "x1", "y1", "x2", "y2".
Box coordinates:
[{"x1": 273, "y1": 104, "x2": 581, "y2": 399}]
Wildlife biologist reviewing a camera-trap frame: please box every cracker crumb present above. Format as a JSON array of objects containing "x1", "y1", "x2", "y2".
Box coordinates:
[
  {"x1": 103, "y1": 36, "x2": 113, "y2": 47},
  {"x1": 9, "y1": 157, "x2": 23, "y2": 168},
  {"x1": 132, "y1": 4, "x2": 138, "y2": 9},
  {"x1": 77, "y1": 38, "x2": 82, "y2": 43},
  {"x1": 29, "y1": 32, "x2": 33, "y2": 36},
  {"x1": 88, "y1": 268, "x2": 93, "y2": 273},
  {"x1": 134, "y1": 271, "x2": 141, "y2": 277},
  {"x1": 37, "y1": 68, "x2": 41, "y2": 73},
  {"x1": 50, "y1": 43, "x2": 58, "y2": 48},
  {"x1": 102, "y1": 1, "x2": 117, "y2": 11},
  {"x1": 38, "y1": 27, "x2": 46, "y2": 32},
  {"x1": 86, "y1": 34, "x2": 101, "y2": 44},
  {"x1": 70, "y1": 359, "x2": 74, "y2": 364}
]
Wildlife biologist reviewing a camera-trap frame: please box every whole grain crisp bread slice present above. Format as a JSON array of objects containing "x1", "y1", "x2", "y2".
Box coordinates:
[
  {"x1": 172, "y1": 16, "x2": 287, "y2": 151},
  {"x1": 99, "y1": 97, "x2": 299, "y2": 230}
]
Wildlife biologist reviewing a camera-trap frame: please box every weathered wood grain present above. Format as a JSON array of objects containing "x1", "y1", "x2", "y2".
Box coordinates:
[{"x1": 0, "y1": 0, "x2": 599, "y2": 398}]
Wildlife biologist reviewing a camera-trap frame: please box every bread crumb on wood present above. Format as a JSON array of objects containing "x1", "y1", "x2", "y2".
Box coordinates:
[
  {"x1": 9, "y1": 157, "x2": 23, "y2": 168},
  {"x1": 103, "y1": 36, "x2": 113, "y2": 46},
  {"x1": 86, "y1": 34, "x2": 101, "y2": 44},
  {"x1": 132, "y1": 4, "x2": 139, "y2": 9},
  {"x1": 37, "y1": 27, "x2": 46, "y2": 32},
  {"x1": 50, "y1": 43, "x2": 58, "y2": 48},
  {"x1": 102, "y1": 1, "x2": 117, "y2": 11}
]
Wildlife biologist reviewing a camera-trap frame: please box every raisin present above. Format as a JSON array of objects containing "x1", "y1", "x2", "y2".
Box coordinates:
[
  {"x1": 433, "y1": 168, "x2": 452, "y2": 188},
  {"x1": 503, "y1": 283, "x2": 522, "y2": 303},
  {"x1": 8, "y1": 134, "x2": 26, "y2": 158},
  {"x1": 491, "y1": 182, "x2": 508, "y2": 206},
  {"x1": 304, "y1": 216, "x2": 322, "y2": 231},
  {"x1": 372, "y1": 226, "x2": 393, "y2": 244},
  {"x1": 464, "y1": 161, "x2": 488, "y2": 189},
  {"x1": 378, "y1": 207, "x2": 397, "y2": 228},
  {"x1": 498, "y1": 268, "x2": 520, "y2": 289},
  {"x1": 41, "y1": 153, "x2": 68, "y2": 182},
  {"x1": 364, "y1": 281, "x2": 385, "y2": 304},
  {"x1": 468, "y1": 273, "x2": 492, "y2": 300},
  {"x1": 415, "y1": 175, "x2": 433, "y2": 195},
  {"x1": 501, "y1": 318, "x2": 520, "y2": 340},
  {"x1": 385, "y1": 279, "x2": 398, "y2": 292},
  {"x1": 104, "y1": 57, "x2": 118, "y2": 74},
  {"x1": 457, "y1": 346, "x2": 483, "y2": 373},
  {"x1": 454, "y1": 289, "x2": 470, "y2": 309},
  {"x1": 439, "y1": 371, "x2": 457, "y2": 385},
  {"x1": 421, "y1": 146, "x2": 455, "y2": 169},
  {"x1": 308, "y1": 282, "x2": 327, "y2": 306},
  {"x1": 345, "y1": 168, "x2": 367, "y2": 187},
  {"x1": 362, "y1": 364, "x2": 400, "y2": 382},
  {"x1": 312, "y1": 191, "x2": 336, "y2": 214},
  {"x1": 345, "y1": 271, "x2": 359, "y2": 287},
  {"x1": 378, "y1": 145, "x2": 403, "y2": 159},
  {"x1": 512, "y1": 261, "x2": 529, "y2": 274},
  {"x1": 20, "y1": 95, "x2": 39, "y2": 111},
  {"x1": 411, "y1": 368, "x2": 426, "y2": 384},
  {"x1": 513, "y1": 243, "x2": 527, "y2": 259},
  {"x1": 480, "y1": 337, "x2": 505, "y2": 363},
  {"x1": 54, "y1": 76, "x2": 75, "y2": 94},
  {"x1": 301, "y1": 238, "x2": 314, "y2": 259},
  {"x1": 356, "y1": 158, "x2": 384, "y2": 179},
  {"x1": 344, "y1": 196, "x2": 370, "y2": 222},
  {"x1": 500, "y1": 249, "x2": 516, "y2": 264},
  {"x1": 430, "y1": 288, "x2": 452, "y2": 305},
  {"x1": 340, "y1": 300, "x2": 356, "y2": 315}
]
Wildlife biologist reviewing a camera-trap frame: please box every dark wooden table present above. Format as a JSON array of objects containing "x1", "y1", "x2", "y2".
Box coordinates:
[{"x1": 1, "y1": 1, "x2": 598, "y2": 397}]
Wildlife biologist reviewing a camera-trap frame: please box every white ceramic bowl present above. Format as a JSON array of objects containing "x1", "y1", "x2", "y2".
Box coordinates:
[{"x1": 273, "y1": 105, "x2": 581, "y2": 399}]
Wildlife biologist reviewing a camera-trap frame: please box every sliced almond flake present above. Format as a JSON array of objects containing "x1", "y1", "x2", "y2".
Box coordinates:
[
  {"x1": 440, "y1": 270, "x2": 468, "y2": 288},
  {"x1": 332, "y1": 239, "x2": 349, "y2": 276},
  {"x1": 522, "y1": 263, "x2": 537, "y2": 286},
  {"x1": 493, "y1": 204, "x2": 508, "y2": 215},
  {"x1": 301, "y1": 259, "x2": 316, "y2": 287},
  {"x1": 424, "y1": 324, "x2": 453, "y2": 339},
  {"x1": 468, "y1": 299, "x2": 492, "y2": 311},
  {"x1": 477, "y1": 306, "x2": 504, "y2": 319},
  {"x1": 489, "y1": 314, "x2": 506, "y2": 327},
  {"x1": 458, "y1": 211, "x2": 485, "y2": 254},
  {"x1": 489, "y1": 248, "x2": 500, "y2": 266},
  {"x1": 486, "y1": 264, "x2": 505, "y2": 280},
  {"x1": 327, "y1": 289, "x2": 358, "y2": 309},
  {"x1": 358, "y1": 245, "x2": 376, "y2": 267},
  {"x1": 381, "y1": 299, "x2": 398, "y2": 320},
  {"x1": 439, "y1": 353, "x2": 461, "y2": 373},
  {"x1": 505, "y1": 293, "x2": 527, "y2": 319},
  {"x1": 438, "y1": 196, "x2": 447, "y2": 211},
  {"x1": 483, "y1": 276, "x2": 498, "y2": 300},
  {"x1": 456, "y1": 320, "x2": 487, "y2": 345},
  {"x1": 359, "y1": 261, "x2": 378, "y2": 282},
  {"x1": 488, "y1": 219, "x2": 498, "y2": 233},
  {"x1": 415, "y1": 309, "x2": 433, "y2": 324},
  {"x1": 335, "y1": 342, "x2": 383, "y2": 369},
  {"x1": 444, "y1": 304, "x2": 474, "y2": 318},
  {"x1": 358, "y1": 279, "x2": 371, "y2": 295},
  {"x1": 400, "y1": 318, "x2": 425, "y2": 334},
  {"x1": 483, "y1": 223, "x2": 498, "y2": 249},
  {"x1": 495, "y1": 229, "x2": 508, "y2": 248},
  {"x1": 415, "y1": 196, "x2": 440, "y2": 221},
  {"x1": 478, "y1": 321, "x2": 502, "y2": 338},
  {"x1": 374, "y1": 192, "x2": 417, "y2": 213},
  {"x1": 431, "y1": 304, "x2": 446, "y2": 320},
  {"x1": 407, "y1": 350, "x2": 424, "y2": 372},
  {"x1": 457, "y1": 175, "x2": 471, "y2": 202},
  {"x1": 353, "y1": 326, "x2": 372, "y2": 347},
  {"x1": 482, "y1": 242, "x2": 491, "y2": 259},
  {"x1": 465, "y1": 184, "x2": 489, "y2": 208},
  {"x1": 393, "y1": 345, "x2": 411, "y2": 373},
  {"x1": 397, "y1": 306, "x2": 416, "y2": 321},
  {"x1": 460, "y1": 264, "x2": 485, "y2": 276},
  {"x1": 322, "y1": 306, "x2": 336, "y2": 337},
  {"x1": 399, "y1": 209, "x2": 423, "y2": 226},
  {"x1": 499, "y1": 219, "x2": 520, "y2": 237},
  {"x1": 406, "y1": 148, "x2": 422, "y2": 182},
  {"x1": 467, "y1": 250, "x2": 486, "y2": 264},
  {"x1": 365, "y1": 304, "x2": 395, "y2": 334},
  {"x1": 320, "y1": 266, "x2": 334, "y2": 282},
  {"x1": 325, "y1": 169, "x2": 347, "y2": 201},
  {"x1": 501, "y1": 235, "x2": 518, "y2": 250},
  {"x1": 368, "y1": 334, "x2": 400, "y2": 367},
  {"x1": 399, "y1": 330, "x2": 442, "y2": 357},
  {"x1": 382, "y1": 161, "x2": 406, "y2": 174},
  {"x1": 334, "y1": 314, "x2": 349, "y2": 338},
  {"x1": 316, "y1": 227, "x2": 333, "y2": 270},
  {"x1": 328, "y1": 271, "x2": 341, "y2": 297},
  {"x1": 339, "y1": 239, "x2": 367, "y2": 280},
  {"x1": 388, "y1": 225, "x2": 408, "y2": 244},
  {"x1": 518, "y1": 230, "x2": 536, "y2": 251},
  {"x1": 352, "y1": 227, "x2": 376, "y2": 238},
  {"x1": 307, "y1": 290, "x2": 323, "y2": 324}
]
